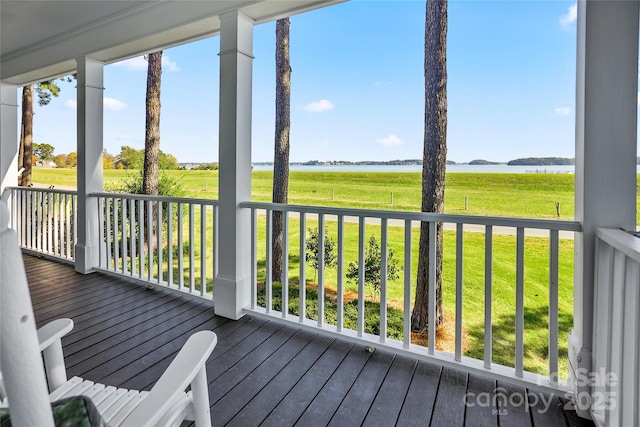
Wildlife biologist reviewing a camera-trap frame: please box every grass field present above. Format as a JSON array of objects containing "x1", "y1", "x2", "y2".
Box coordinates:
[
  {"x1": 31, "y1": 168, "x2": 587, "y2": 377},
  {"x1": 33, "y1": 168, "x2": 581, "y2": 219}
]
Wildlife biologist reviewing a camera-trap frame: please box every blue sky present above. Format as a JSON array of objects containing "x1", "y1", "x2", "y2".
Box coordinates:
[{"x1": 28, "y1": 0, "x2": 578, "y2": 164}]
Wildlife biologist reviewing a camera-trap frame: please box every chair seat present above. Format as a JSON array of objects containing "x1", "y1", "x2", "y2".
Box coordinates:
[{"x1": 47, "y1": 377, "x2": 192, "y2": 427}]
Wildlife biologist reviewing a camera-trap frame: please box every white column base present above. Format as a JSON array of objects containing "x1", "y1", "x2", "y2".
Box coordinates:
[
  {"x1": 568, "y1": 331, "x2": 593, "y2": 419},
  {"x1": 214, "y1": 275, "x2": 250, "y2": 320},
  {"x1": 74, "y1": 243, "x2": 99, "y2": 274}
]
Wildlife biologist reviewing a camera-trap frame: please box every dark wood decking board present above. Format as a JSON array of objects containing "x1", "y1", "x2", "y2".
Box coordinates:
[{"x1": 22, "y1": 255, "x2": 593, "y2": 427}]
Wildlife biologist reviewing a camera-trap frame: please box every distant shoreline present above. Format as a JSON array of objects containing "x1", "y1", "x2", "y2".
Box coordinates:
[{"x1": 250, "y1": 163, "x2": 578, "y2": 174}]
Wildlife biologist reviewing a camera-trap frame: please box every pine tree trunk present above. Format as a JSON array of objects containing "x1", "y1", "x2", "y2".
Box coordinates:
[
  {"x1": 412, "y1": 0, "x2": 447, "y2": 332},
  {"x1": 272, "y1": 18, "x2": 291, "y2": 283},
  {"x1": 143, "y1": 51, "x2": 162, "y2": 250},
  {"x1": 19, "y1": 85, "x2": 34, "y2": 187}
]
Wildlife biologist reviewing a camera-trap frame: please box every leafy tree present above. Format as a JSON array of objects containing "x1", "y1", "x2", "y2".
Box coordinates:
[
  {"x1": 271, "y1": 17, "x2": 292, "y2": 283},
  {"x1": 103, "y1": 149, "x2": 116, "y2": 170},
  {"x1": 346, "y1": 235, "x2": 401, "y2": 302},
  {"x1": 118, "y1": 146, "x2": 144, "y2": 169},
  {"x1": 194, "y1": 163, "x2": 218, "y2": 171},
  {"x1": 33, "y1": 143, "x2": 55, "y2": 162},
  {"x1": 305, "y1": 227, "x2": 337, "y2": 285},
  {"x1": 53, "y1": 154, "x2": 68, "y2": 168},
  {"x1": 65, "y1": 152, "x2": 77, "y2": 168},
  {"x1": 159, "y1": 151, "x2": 179, "y2": 170},
  {"x1": 412, "y1": 0, "x2": 447, "y2": 331}
]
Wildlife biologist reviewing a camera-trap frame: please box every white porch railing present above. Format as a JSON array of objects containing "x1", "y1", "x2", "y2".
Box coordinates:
[
  {"x1": 6, "y1": 187, "x2": 77, "y2": 262},
  {"x1": 91, "y1": 192, "x2": 218, "y2": 302},
  {"x1": 241, "y1": 201, "x2": 582, "y2": 394},
  {"x1": 592, "y1": 228, "x2": 640, "y2": 427}
]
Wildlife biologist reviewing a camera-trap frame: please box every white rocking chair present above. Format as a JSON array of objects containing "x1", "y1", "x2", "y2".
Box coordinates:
[{"x1": 0, "y1": 200, "x2": 217, "y2": 427}]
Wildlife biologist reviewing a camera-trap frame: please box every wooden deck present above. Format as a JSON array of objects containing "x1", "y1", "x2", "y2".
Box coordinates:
[{"x1": 24, "y1": 254, "x2": 593, "y2": 427}]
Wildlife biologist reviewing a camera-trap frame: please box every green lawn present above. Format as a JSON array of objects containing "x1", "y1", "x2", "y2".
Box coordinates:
[{"x1": 32, "y1": 168, "x2": 579, "y2": 219}]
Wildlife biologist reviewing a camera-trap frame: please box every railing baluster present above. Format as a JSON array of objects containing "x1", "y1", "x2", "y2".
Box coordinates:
[
  {"x1": 380, "y1": 218, "x2": 388, "y2": 343},
  {"x1": 455, "y1": 223, "x2": 464, "y2": 362},
  {"x1": 317, "y1": 214, "x2": 325, "y2": 328},
  {"x1": 251, "y1": 208, "x2": 257, "y2": 309},
  {"x1": 66, "y1": 194, "x2": 71, "y2": 259},
  {"x1": 167, "y1": 202, "x2": 173, "y2": 287},
  {"x1": 47, "y1": 193, "x2": 53, "y2": 253},
  {"x1": 121, "y1": 197, "x2": 127, "y2": 274},
  {"x1": 265, "y1": 209, "x2": 272, "y2": 313},
  {"x1": 549, "y1": 229, "x2": 559, "y2": 383},
  {"x1": 189, "y1": 203, "x2": 195, "y2": 292},
  {"x1": 200, "y1": 203, "x2": 206, "y2": 295},
  {"x1": 404, "y1": 220, "x2": 412, "y2": 349},
  {"x1": 98, "y1": 197, "x2": 104, "y2": 268},
  {"x1": 147, "y1": 200, "x2": 152, "y2": 282},
  {"x1": 357, "y1": 216, "x2": 365, "y2": 337},
  {"x1": 26, "y1": 191, "x2": 32, "y2": 249},
  {"x1": 130, "y1": 198, "x2": 136, "y2": 276},
  {"x1": 38, "y1": 191, "x2": 43, "y2": 251},
  {"x1": 282, "y1": 212, "x2": 289, "y2": 318},
  {"x1": 18, "y1": 190, "x2": 23, "y2": 245},
  {"x1": 299, "y1": 213, "x2": 306, "y2": 322},
  {"x1": 53, "y1": 193, "x2": 59, "y2": 255},
  {"x1": 157, "y1": 201, "x2": 163, "y2": 284},
  {"x1": 484, "y1": 224, "x2": 493, "y2": 368},
  {"x1": 336, "y1": 214, "x2": 344, "y2": 332},
  {"x1": 113, "y1": 198, "x2": 119, "y2": 272},
  {"x1": 213, "y1": 206, "x2": 218, "y2": 290},
  {"x1": 46, "y1": 193, "x2": 52, "y2": 253},
  {"x1": 515, "y1": 227, "x2": 525, "y2": 377},
  {"x1": 105, "y1": 198, "x2": 112, "y2": 270},
  {"x1": 72, "y1": 194, "x2": 77, "y2": 254},
  {"x1": 138, "y1": 199, "x2": 144, "y2": 278},
  {"x1": 178, "y1": 202, "x2": 184, "y2": 289},
  {"x1": 428, "y1": 221, "x2": 436, "y2": 355}
]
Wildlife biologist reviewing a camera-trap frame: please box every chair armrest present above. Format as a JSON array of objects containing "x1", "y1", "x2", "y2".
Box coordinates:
[
  {"x1": 121, "y1": 330, "x2": 217, "y2": 427},
  {"x1": 37, "y1": 318, "x2": 74, "y2": 392},
  {"x1": 37, "y1": 318, "x2": 74, "y2": 351}
]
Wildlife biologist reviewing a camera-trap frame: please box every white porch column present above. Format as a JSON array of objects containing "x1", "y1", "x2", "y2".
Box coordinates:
[
  {"x1": 74, "y1": 57, "x2": 104, "y2": 274},
  {"x1": 574, "y1": 0, "x2": 639, "y2": 417},
  {"x1": 214, "y1": 11, "x2": 254, "y2": 320},
  {"x1": 0, "y1": 83, "x2": 18, "y2": 202}
]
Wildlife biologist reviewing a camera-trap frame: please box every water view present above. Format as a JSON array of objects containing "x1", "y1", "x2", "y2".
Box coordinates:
[{"x1": 252, "y1": 163, "x2": 578, "y2": 173}]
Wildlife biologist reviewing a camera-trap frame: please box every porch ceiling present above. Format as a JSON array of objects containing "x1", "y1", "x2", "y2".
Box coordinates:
[{"x1": 0, "y1": 0, "x2": 344, "y2": 85}]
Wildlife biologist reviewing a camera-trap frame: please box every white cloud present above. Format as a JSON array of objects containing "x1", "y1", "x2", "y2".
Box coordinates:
[
  {"x1": 104, "y1": 97, "x2": 127, "y2": 111},
  {"x1": 162, "y1": 55, "x2": 180, "y2": 72},
  {"x1": 560, "y1": 3, "x2": 577, "y2": 29},
  {"x1": 374, "y1": 81, "x2": 393, "y2": 87},
  {"x1": 64, "y1": 98, "x2": 127, "y2": 111},
  {"x1": 112, "y1": 54, "x2": 180, "y2": 72},
  {"x1": 554, "y1": 107, "x2": 571, "y2": 116},
  {"x1": 303, "y1": 99, "x2": 334, "y2": 113},
  {"x1": 113, "y1": 56, "x2": 147, "y2": 70},
  {"x1": 377, "y1": 134, "x2": 403, "y2": 146}
]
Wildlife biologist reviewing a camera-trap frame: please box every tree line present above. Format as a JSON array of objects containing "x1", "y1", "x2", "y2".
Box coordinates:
[{"x1": 32, "y1": 144, "x2": 179, "y2": 170}]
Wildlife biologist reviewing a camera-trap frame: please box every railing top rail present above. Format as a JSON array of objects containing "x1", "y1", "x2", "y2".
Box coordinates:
[
  {"x1": 240, "y1": 201, "x2": 582, "y2": 232},
  {"x1": 7, "y1": 186, "x2": 78, "y2": 196},
  {"x1": 89, "y1": 192, "x2": 219, "y2": 206}
]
